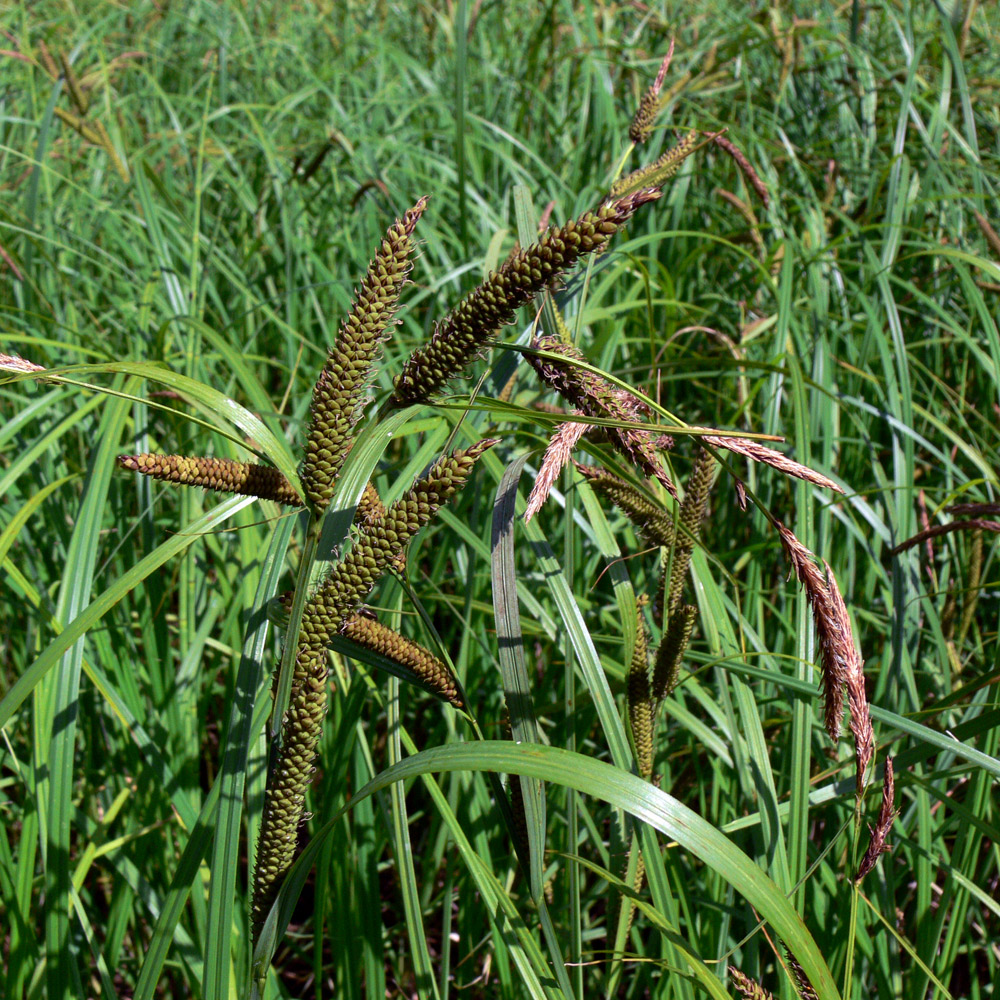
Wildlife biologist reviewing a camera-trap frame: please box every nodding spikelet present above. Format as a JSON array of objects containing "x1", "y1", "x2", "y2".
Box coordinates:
[
  {"x1": 526, "y1": 335, "x2": 675, "y2": 494},
  {"x1": 888, "y1": 517, "x2": 1000, "y2": 556},
  {"x1": 251, "y1": 439, "x2": 495, "y2": 938},
  {"x1": 611, "y1": 130, "x2": 700, "y2": 198},
  {"x1": 524, "y1": 418, "x2": 589, "y2": 522},
  {"x1": 574, "y1": 463, "x2": 674, "y2": 549},
  {"x1": 302, "y1": 197, "x2": 428, "y2": 508},
  {"x1": 711, "y1": 134, "x2": 770, "y2": 207},
  {"x1": 118, "y1": 453, "x2": 303, "y2": 506},
  {"x1": 666, "y1": 449, "x2": 715, "y2": 616},
  {"x1": 776, "y1": 522, "x2": 872, "y2": 777},
  {"x1": 652, "y1": 603, "x2": 696, "y2": 700},
  {"x1": 391, "y1": 190, "x2": 661, "y2": 406},
  {"x1": 627, "y1": 606, "x2": 654, "y2": 778},
  {"x1": 702, "y1": 435, "x2": 843, "y2": 493},
  {"x1": 340, "y1": 612, "x2": 463, "y2": 708},
  {"x1": 628, "y1": 42, "x2": 674, "y2": 145},
  {"x1": 728, "y1": 968, "x2": 776, "y2": 1000},
  {"x1": 855, "y1": 757, "x2": 899, "y2": 883}
]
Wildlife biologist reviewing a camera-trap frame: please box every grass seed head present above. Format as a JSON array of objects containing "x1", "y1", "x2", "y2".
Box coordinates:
[
  {"x1": 118, "y1": 453, "x2": 303, "y2": 506},
  {"x1": 302, "y1": 197, "x2": 428, "y2": 508},
  {"x1": 391, "y1": 190, "x2": 661, "y2": 406}
]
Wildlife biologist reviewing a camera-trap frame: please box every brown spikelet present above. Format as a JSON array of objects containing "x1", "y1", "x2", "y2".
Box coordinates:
[
  {"x1": 666, "y1": 449, "x2": 714, "y2": 616},
  {"x1": 574, "y1": 463, "x2": 674, "y2": 549},
  {"x1": 627, "y1": 607, "x2": 654, "y2": 778},
  {"x1": 946, "y1": 501, "x2": 1000, "y2": 517},
  {"x1": 628, "y1": 41, "x2": 674, "y2": 145},
  {"x1": 888, "y1": 518, "x2": 1000, "y2": 556},
  {"x1": 855, "y1": 757, "x2": 898, "y2": 882},
  {"x1": 728, "y1": 968, "x2": 776, "y2": 1000},
  {"x1": 251, "y1": 440, "x2": 495, "y2": 938},
  {"x1": 652, "y1": 603, "x2": 696, "y2": 700},
  {"x1": 301, "y1": 197, "x2": 427, "y2": 508},
  {"x1": 611, "y1": 130, "x2": 700, "y2": 198},
  {"x1": 356, "y1": 479, "x2": 387, "y2": 527},
  {"x1": 391, "y1": 189, "x2": 661, "y2": 405},
  {"x1": 776, "y1": 522, "x2": 847, "y2": 743},
  {"x1": 118, "y1": 453, "x2": 303, "y2": 506},
  {"x1": 524, "y1": 418, "x2": 589, "y2": 521},
  {"x1": 340, "y1": 612, "x2": 463, "y2": 708},
  {"x1": 702, "y1": 435, "x2": 842, "y2": 493},
  {"x1": 711, "y1": 133, "x2": 770, "y2": 207},
  {"x1": 526, "y1": 335, "x2": 675, "y2": 494}
]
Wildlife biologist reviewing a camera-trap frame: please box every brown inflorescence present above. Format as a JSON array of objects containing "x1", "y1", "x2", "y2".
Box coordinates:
[
  {"x1": 391, "y1": 189, "x2": 661, "y2": 406},
  {"x1": 524, "y1": 418, "x2": 589, "y2": 522},
  {"x1": 302, "y1": 197, "x2": 428, "y2": 508},
  {"x1": 526, "y1": 335, "x2": 675, "y2": 494},
  {"x1": 627, "y1": 607, "x2": 654, "y2": 778},
  {"x1": 855, "y1": 756, "x2": 899, "y2": 883},
  {"x1": 728, "y1": 968, "x2": 776, "y2": 1000},
  {"x1": 665, "y1": 449, "x2": 715, "y2": 617},
  {"x1": 628, "y1": 43, "x2": 674, "y2": 145},
  {"x1": 701, "y1": 435, "x2": 842, "y2": 493},
  {"x1": 118, "y1": 453, "x2": 303, "y2": 506}
]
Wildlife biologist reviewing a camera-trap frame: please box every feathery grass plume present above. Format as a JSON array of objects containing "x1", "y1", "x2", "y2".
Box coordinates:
[
  {"x1": 340, "y1": 611, "x2": 463, "y2": 708},
  {"x1": 627, "y1": 604, "x2": 654, "y2": 778},
  {"x1": 652, "y1": 603, "x2": 696, "y2": 700},
  {"x1": 526, "y1": 334, "x2": 676, "y2": 495},
  {"x1": 888, "y1": 518, "x2": 1000, "y2": 556},
  {"x1": 391, "y1": 189, "x2": 661, "y2": 406},
  {"x1": 711, "y1": 133, "x2": 770, "y2": 207},
  {"x1": 701, "y1": 434, "x2": 843, "y2": 493},
  {"x1": 251, "y1": 439, "x2": 496, "y2": 936},
  {"x1": 610, "y1": 130, "x2": 699, "y2": 198},
  {"x1": 783, "y1": 951, "x2": 819, "y2": 1000},
  {"x1": 728, "y1": 968, "x2": 776, "y2": 1000},
  {"x1": 117, "y1": 453, "x2": 303, "y2": 506},
  {"x1": 855, "y1": 757, "x2": 898, "y2": 883},
  {"x1": 628, "y1": 40, "x2": 674, "y2": 144},
  {"x1": 301, "y1": 197, "x2": 428, "y2": 508},
  {"x1": 666, "y1": 448, "x2": 715, "y2": 616},
  {"x1": 524, "y1": 418, "x2": 589, "y2": 521},
  {"x1": 0, "y1": 353, "x2": 46, "y2": 373},
  {"x1": 573, "y1": 463, "x2": 674, "y2": 548}
]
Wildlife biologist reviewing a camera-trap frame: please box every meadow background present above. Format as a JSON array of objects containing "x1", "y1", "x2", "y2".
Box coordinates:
[{"x1": 1, "y1": 1, "x2": 998, "y2": 998}]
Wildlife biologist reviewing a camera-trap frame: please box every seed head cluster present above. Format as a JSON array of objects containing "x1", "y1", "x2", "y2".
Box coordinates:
[
  {"x1": 302, "y1": 198, "x2": 428, "y2": 508},
  {"x1": 391, "y1": 190, "x2": 661, "y2": 406},
  {"x1": 117, "y1": 453, "x2": 302, "y2": 506}
]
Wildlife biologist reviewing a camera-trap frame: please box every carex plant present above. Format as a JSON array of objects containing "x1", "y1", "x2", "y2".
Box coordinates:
[{"x1": 99, "y1": 45, "x2": 900, "y2": 992}]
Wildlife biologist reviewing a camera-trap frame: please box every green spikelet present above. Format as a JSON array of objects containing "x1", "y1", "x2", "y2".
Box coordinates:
[
  {"x1": 574, "y1": 463, "x2": 674, "y2": 549},
  {"x1": 117, "y1": 453, "x2": 302, "y2": 506},
  {"x1": 251, "y1": 439, "x2": 495, "y2": 938},
  {"x1": 652, "y1": 603, "x2": 697, "y2": 700},
  {"x1": 665, "y1": 448, "x2": 715, "y2": 616},
  {"x1": 611, "y1": 131, "x2": 700, "y2": 198},
  {"x1": 527, "y1": 336, "x2": 674, "y2": 493},
  {"x1": 302, "y1": 197, "x2": 427, "y2": 508},
  {"x1": 341, "y1": 612, "x2": 463, "y2": 708},
  {"x1": 391, "y1": 190, "x2": 661, "y2": 406},
  {"x1": 627, "y1": 607, "x2": 654, "y2": 779}
]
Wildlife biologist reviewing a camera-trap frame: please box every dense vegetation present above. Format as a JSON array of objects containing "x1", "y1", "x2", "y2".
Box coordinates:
[{"x1": 1, "y1": 2, "x2": 998, "y2": 998}]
